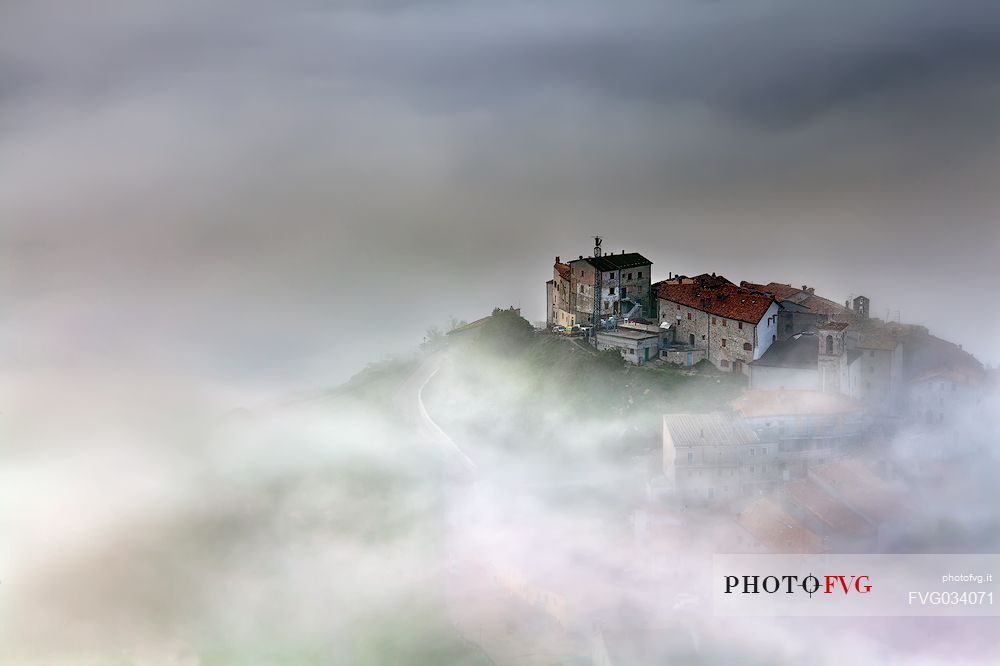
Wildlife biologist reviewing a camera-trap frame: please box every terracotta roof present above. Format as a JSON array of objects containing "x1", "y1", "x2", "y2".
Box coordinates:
[
  {"x1": 663, "y1": 412, "x2": 759, "y2": 447},
  {"x1": 852, "y1": 321, "x2": 900, "y2": 350},
  {"x1": 743, "y1": 281, "x2": 802, "y2": 302},
  {"x1": 796, "y1": 294, "x2": 849, "y2": 316},
  {"x1": 808, "y1": 460, "x2": 903, "y2": 523},
  {"x1": 784, "y1": 480, "x2": 876, "y2": 539},
  {"x1": 555, "y1": 262, "x2": 571, "y2": 281},
  {"x1": 732, "y1": 390, "x2": 864, "y2": 417},
  {"x1": 737, "y1": 498, "x2": 823, "y2": 554},
  {"x1": 654, "y1": 280, "x2": 776, "y2": 324}
]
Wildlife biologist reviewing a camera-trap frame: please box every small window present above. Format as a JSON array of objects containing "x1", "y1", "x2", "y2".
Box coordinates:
[
  {"x1": 721, "y1": 339, "x2": 727, "y2": 348},
  {"x1": 687, "y1": 452, "x2": 693, "y2": 464},
  {"x1": 609, "y1": 287, "x2": 615, "y2": 295},
  {"x1": 750, "y1": 448, "x2": 756, "y2": 456},
  {"x1": 738, "y1": 322, "x2": 743, "y2": 330},
  {"x1": 743, "y1": 342, "x2": 752, "y2": 351},
  {"x1": 721, "y1": 360, "x2": 730, "y2": 368},
  {"x1": 722, "y1": 319, "x2": 727, "y2": 327},
  {"x1": 712, "y1": 317, "x2": 717, "y2": 325},
  {"x1": 628, "y1": 273, "x2": 633, "y2": 280},
  {"x1": 687, "y1": 312, "x2": 692, "y2": 320},
  {"x1": 638, "y1": 271, "x2": 643, "y2": 278}
]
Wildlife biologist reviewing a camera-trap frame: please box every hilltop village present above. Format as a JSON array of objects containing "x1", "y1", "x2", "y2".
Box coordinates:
[
  {"x1": 545, "y1": 237, "x2": 988, "y2": 552},
  {"x1": 403, "y1": 239, "x2": 998, "y2": 665}
]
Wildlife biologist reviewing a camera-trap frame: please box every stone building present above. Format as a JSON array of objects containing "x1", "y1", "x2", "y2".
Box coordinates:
[
  {"x1": 740, "y1": 281, "x2": 855, "y2": 341},
  {"x1": 848, "y1": 322, "x2": 904, "y2": 414},
  {"x1": 732, "y1": 389, "x2": 866, "y2": 483},
  {"x1": 817, "y1": 320, "x2": 852, "y2": 394},
  {"x1": 907, "y1": 367, "x2": 984, "y2": 426},
  {"x1": 654, "y1": 274, "x2": 779, "y2": 375},
  {"x1": 568, "y1": 250, "x2": 653, "y2": 326},
  {"x1": 545, "y1": 257, "x2": 574, "y2": 328},
  {"x1": 662, "y1": 412, "x2": 760, "y2": 507}
]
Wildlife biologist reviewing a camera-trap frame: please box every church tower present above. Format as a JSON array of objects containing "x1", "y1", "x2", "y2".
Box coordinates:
[{"x1": 817, "y1": 321, "x2": 849, "y2": 394}]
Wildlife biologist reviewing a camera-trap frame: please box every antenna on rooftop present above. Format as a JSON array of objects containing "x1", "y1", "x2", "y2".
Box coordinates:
[{"x1": 593, "y1": 235, "x2": 603, "y2": 257}]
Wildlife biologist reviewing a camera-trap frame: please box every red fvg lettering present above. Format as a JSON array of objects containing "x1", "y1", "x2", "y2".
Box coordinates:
[{"x1": 824, "y1": 575, "x2": 872, "y2": 594}]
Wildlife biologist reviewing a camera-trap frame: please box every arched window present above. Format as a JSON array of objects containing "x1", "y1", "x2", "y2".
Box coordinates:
[{"x1": 825, "y1": 335, "x2": 834, "y2": 354}]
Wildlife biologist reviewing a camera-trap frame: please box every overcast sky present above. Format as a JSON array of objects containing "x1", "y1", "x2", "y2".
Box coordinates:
[{"x1": 3, "y1": 0, "x2": 1000, "y2": 403}]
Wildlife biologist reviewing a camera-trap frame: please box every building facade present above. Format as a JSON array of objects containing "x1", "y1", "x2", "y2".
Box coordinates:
[
  {"x1": 569, "y1": 250, "x2": 653, "y2": 326},
  {"x1": 546, "y1": 257, "x2": 574, "y2": 328},
  {"x1": 655, "y1": 275, "x2": 780, "y2": 375},
  {"x1": 595, "y1": 327, "x2": 660, "y2": 365}
]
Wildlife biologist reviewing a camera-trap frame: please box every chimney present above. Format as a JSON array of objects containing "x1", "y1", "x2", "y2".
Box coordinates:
[
  {"x1": 579, "y1": 255, "x2": 584, "y2": 260},
  {"x1": 845, "y1": 300, "x2": 850, "y2": 308},
  {"x1": 669, "y1": 271, "x2": 673, "y2": 279},
  {"x1": 555, "y1": 256, "x2": 560, "y2": 263},
  {"x1": 802, "y1": 285, "x2": 808, "y2": 291},
  {"x1": 807, "y1": 287, "x2": 815, "y2": 295}
]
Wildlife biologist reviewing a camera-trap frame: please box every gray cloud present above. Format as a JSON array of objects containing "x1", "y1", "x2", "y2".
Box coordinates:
[{"x1": 1, "y1": 0, "x2": 999, "y2": 397}]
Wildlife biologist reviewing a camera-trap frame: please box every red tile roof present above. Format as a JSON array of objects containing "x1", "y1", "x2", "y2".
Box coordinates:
[
  {"x1": 737, "y1": 497, "x2": 823, "y2": 554},
  {"x1": 808, "y1": 460, "x2": 903, "y2": 524},
  {"x1": 654, "y1": 280, "x2": 776, "y2": 324},
  {"x1": 732, "y1": 389, "x2": 864, "y2": 417},
  {"x1": 784, "y1": 480, "x2": 876, "y2": 539},
  {"x1": 745, "y1": 282, "x2": 802, "y2": 301},
  {"x1": 743, "y1": 281, "x2": 850, "y2": 316},
  {"x1": 555, "y1": 262, "x2": 571, "y2": 281}
]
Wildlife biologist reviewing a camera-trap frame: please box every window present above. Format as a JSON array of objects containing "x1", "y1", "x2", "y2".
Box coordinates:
[
  {"x1": 825, "y1": 335, "x2": 834, "y2": 354},
  {"x1": 721, "y1": 338, "x2": 728, "y2": 347},
  {"x1": 738, "y1": 322, "x2": 743, "y2": 330},
  {"x1": 721, "y1": 360, "x2": 730, "y2": 368},
  {"x1": 722, "y1": 320, "x2": 727, "y2": 327},
  {"x1": 638, "y1": 271, "x2": 643, "y2": 278},
  {"x1": 712, "y1": 317, "x2": 717, "y2": 325},
  {"x1": 687, "y1": 312, "x2": 692, "y2": 320},
  {"x1": 743, "y1": 342, "x2": 752, "y2": 351},
  {"x1": 749, "y1": 447, "x2": 756, "y2": 456},
  {"x1": 609, "y1": 287, "x2": 615, "y2": 295},
  {"x1": 687, "y1": 452, "x2": 693, "y2": 464},
  {"x1": 677, "y1": 304, "x2": 681, "y2": 310},
  {"x1": 627, "y1": 273, "x2": 633, "y2": 280}
]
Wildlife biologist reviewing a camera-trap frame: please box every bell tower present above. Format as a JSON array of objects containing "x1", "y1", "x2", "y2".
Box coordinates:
[{"x1": 817, "y1": 321, "x2": 849, "y2": 394}]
